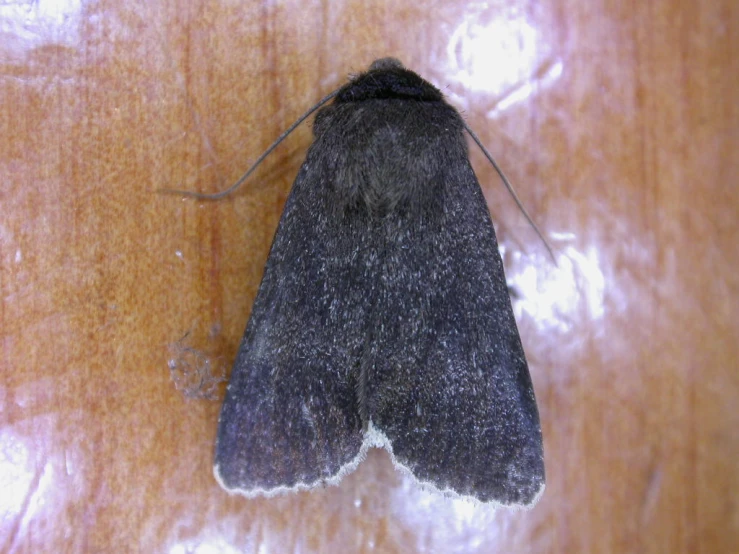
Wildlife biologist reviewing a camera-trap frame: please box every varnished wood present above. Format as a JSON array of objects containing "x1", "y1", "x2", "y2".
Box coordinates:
[{"x1": 1, "y1": 0, "x2": 737, "y2": 552}]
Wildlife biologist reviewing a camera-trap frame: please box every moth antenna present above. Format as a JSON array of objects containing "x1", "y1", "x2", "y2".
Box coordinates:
[
  {"x1": 464, "y1": 122, "x2": 556, "y2": 263},
  {"x1": 159, "y1": 89, "x2": 340, "y2": 200}
]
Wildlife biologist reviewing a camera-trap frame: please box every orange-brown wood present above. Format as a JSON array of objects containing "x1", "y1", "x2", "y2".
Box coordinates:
[{"x1": 1, "y1": 0, "x2": 737, "y2": 552}]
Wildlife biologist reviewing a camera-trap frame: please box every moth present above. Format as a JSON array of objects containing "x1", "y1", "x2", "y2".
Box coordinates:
[{"x1": 204, "y1": 58, "x2": 545, "y2": 507}]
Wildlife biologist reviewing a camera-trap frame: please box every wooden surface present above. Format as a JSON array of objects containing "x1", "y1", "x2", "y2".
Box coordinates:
[{"x1": 1, "y1": 0, "x2": 737, "y2": 552}]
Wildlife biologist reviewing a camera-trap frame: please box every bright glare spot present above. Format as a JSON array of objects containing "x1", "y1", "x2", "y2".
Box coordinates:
[
  {"x1": 169, "y1": 540, "x2": 243, "y2": 554},
  {"x1": 0, "y1": 430, "x2": 34, "y2": 521},
  {"x1": 442, "y1": 10, "x2": 563, "y2": 115},
  {"x1": 488, "y1": 60, "x2": 563, "y2": 117},
  {"x1": 0, "y1": 0, "x2": 82, "y2": 51},
  {"x1": 450, "y1": 496, "x2": 478, "y2": 521},
  {"x1": 0, "y1": 0, "x2": 82, "y2": 22},
  {"x1": 34, "y1": 0, "x2": 82, "y2": 20},
  {"x1": 446, "y1": 15, "x2": 539, "y2": 95},
  {"x1": 514, "y1": 245, "x2": 605, "y2": 332}
]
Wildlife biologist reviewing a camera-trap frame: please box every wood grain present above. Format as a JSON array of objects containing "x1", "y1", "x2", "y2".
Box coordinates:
[{"x1": 1, "y1": 0, "x2": 737, "y2": 552}]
